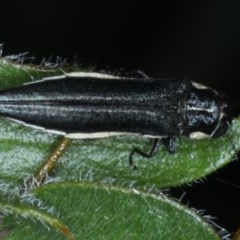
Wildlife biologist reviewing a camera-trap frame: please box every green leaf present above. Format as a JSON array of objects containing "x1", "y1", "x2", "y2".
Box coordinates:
[
  {"x1": 1, "y1": 183, "x2": 221, "y2": 240},
  {"x1": 0, "y1": 57, "x2": 238, "y2": 239},
  {"x1": 0, "y1": 201, "x2": 74, "y2": 240},
  {"x1": 0, "y1": 58, "x2": 238, "y2": 189}
]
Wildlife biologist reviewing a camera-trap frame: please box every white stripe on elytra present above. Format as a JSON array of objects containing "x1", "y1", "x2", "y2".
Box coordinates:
[
  {"x1": 23, "y1": 72, "x2": 122, "y2": 86},
  {"x1": 7, "y1": 117, "x2": 164, "y2": 139}
]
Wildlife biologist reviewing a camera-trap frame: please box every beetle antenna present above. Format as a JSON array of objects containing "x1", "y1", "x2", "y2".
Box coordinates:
[{"x1": 211, "y1": 177, "x2": 240, "y2": 190}]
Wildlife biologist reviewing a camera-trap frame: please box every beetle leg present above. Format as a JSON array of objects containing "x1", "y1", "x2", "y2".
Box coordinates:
[
  {"x1": 162, "y1": 137, "x2": 176, "y2": 154},
  {"x1": 129, "y1": 138, "x2": 161, "y2": 169}
]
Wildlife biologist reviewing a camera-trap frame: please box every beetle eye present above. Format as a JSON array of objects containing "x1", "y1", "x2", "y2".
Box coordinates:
[
  {"x1": 212, "y1": 121, "x2": 230, "y2": 138},
  {"x1": 222, "y1": 102, "x2": 232, "y2": 124},
  {"x1": 212, "y1": 97, "x2": 232, "y2": 138}
]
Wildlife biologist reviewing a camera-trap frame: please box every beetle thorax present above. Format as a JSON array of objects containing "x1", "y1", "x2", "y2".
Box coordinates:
[{"x1": 184, "y1": 88, "x2": 221, "y2": 139}]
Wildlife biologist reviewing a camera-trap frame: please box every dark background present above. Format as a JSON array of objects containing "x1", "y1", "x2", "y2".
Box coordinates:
[{"x1": 1, "y1": 0, "x2": 240, "y2": 236}]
